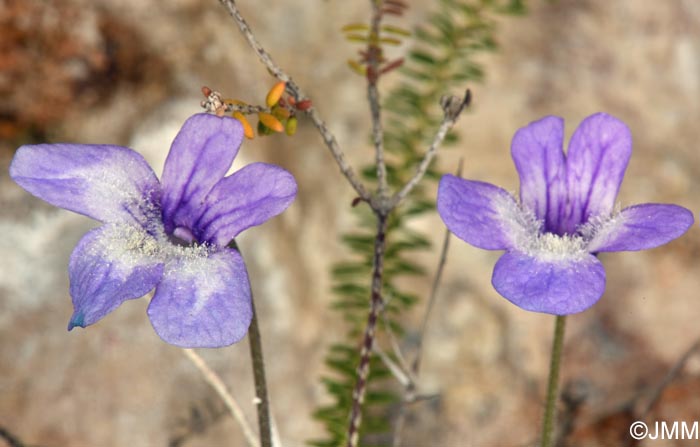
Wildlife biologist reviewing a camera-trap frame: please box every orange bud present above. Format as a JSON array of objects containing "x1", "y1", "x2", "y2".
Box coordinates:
[
  {"x1": 258, "y1": 112, "x2": 284, "y2": 133},
  {"x1": 285, "y1": 116, "x2": 298, "y2": 136},
  {"x1": 266, "y1": 81, "x2": 286, "y2": 108},
  {"x1": 286, "y1": 96, "x2": 296, "y2": 107},
  {"x1": 295, "y1": 99, "x2": 312, "y2": 111},
  {"x1": 201, "y1": 86, "x2": 212, "y2": 97},
  {"x1": 233, "y1": 112, "x2": 254, "y2": 139}
]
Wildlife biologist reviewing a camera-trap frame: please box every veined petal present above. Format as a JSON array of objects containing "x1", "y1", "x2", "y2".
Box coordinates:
[
  {"x1": 147, "y1": 248, "x2": 252, "y2": 348},
  {"x1": 196, "y1": 163, "x2": 297, "y2": 246},
  {"x1": 565, "y1": 113, "x2": 632, "y2": 232},
  {"x1": 10, "y1": 144, "x2": 161, "y2": 226},
  {"x1": 511, "y1": 116, "x2": 567, "y2": 234},
  {"x1": 68, "y1": 224, "x2": 164, "y2": 330},
  {"x1": 586, "y1": 203, "x2": 694, "y2": 253},
  {"x1": 492, "y1": 251, "x2": 605, "y2": 315},
  {"x1": 160, "y1": 114, "x2": 244, "y2": 236},
  {"x1": 437, "y1": 175, "x2": 528, "y2": 250}
]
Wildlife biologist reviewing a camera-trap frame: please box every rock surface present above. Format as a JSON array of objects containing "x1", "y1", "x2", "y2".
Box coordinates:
[{"x1": 2, "y1": 0, "x2": 700, "y2": 446}]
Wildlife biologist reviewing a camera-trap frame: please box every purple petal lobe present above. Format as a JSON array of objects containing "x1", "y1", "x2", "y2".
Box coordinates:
[
  {"x1": 587, "y1": 203, "x2": 694, "y2": 253},
  {"x1": 437, "y1": 175, "x2": 522, "y2": 250},
  {"x1": 491, "y1": 251, "x2": 605, "y2": 315},
  {"x1": 196, "y1": 163, "x2": 297, "y2": 246},
  {"x1": 160, "y1": 114, "x2": 244, "y2": 236},
  {"x1": 68, "y1": 225, "x2": 164, "y2": 330},
  {"x1": 147, "y1": 248, "x2": 252, "y2": 348},
  {"x1": 10, "y1": 144, "x2": 161, "y2": 226},
  {"x1": 565, "y1": 113, "x2": 632, "y2": 231},
  {"x1": 511, "y1": 116, "x2": 567, "y2": 234}
]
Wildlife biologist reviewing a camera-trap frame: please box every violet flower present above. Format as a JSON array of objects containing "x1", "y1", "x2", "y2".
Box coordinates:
[
  {"x1": 10, "y1": 113, "x2": 297, "y2": 347},
  {"x1": 437, "y1": 113, "x2": 693, "y2": 314}
]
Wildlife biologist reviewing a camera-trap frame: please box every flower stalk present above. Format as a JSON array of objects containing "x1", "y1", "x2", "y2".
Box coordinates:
[
  {"x1": 182, "y1": 348, "x2": 260, "y2": 447},
  {"x1": 248, "y1": 298, "x2": 273, "y2": 447},
  {"x1": 541, "y1": 315, "x2": 566, "y2": 447}
]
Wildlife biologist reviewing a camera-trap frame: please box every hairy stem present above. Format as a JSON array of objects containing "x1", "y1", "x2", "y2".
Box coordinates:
[
  {"x1": 541, "y1": 315, "x2": 566, "y2": 447},
  {"x1": 182, "y1": 349, "x2": 260, "y2": 447},
  {"x1": 346, "y1": 214, "x2": 389, "y2": 447},
  {"x1": 248, "y1": 299, "x2": 273, "y2": 447}
]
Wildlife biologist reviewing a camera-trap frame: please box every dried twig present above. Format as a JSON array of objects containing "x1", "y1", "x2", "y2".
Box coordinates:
[
  {"x1": 182, "y1": 349, "x2": 260, "y2": 447},
  {"x1": 390, "y1": 91, "x2": 471, "y2": 209},
  {"x1": 638, "y1": 338, "x2": 700, "y2": 417},
  {"x1": 411, "y1": 158, "x2": 462, "y2": 376},
  {"x1": 392, "y1": 160, "x2": 461, "y2": 447},
  {"x1": 216, "y1": 3, "x2": 472, "y2": 446},
  {"x1": 217, "y1": 0, "x2": 371, "y2": 203}
]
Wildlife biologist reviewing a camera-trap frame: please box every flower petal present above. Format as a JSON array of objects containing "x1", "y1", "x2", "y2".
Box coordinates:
[
  {"x1": 10, "y1": 144, "x2": 161, "y2": 226},
  {"x1": 147, "y1": 248, "x2": 252, "y2": 348},
  {"x1": 565, "y1": 113, "x2": 632, "y2": 231},
  {"x1": 511, "y1": 116, "x2": 568, "y2": 234},
  {"x1": 437, "y1": 174, "x2": 523, "y2": 250},
  {"x1": 195, "y1": 163, "x2": 297, "y2": 246},
  {"x1": 491, "y1": 251, "x2": 606, "y2": 315},
  {"x1": 160, "y1": 114, "x2": 244, "y2": 236},
  {"x1": 68, "y1": 225, "x2": 164, "y2": 330},
  {"x1": 587, "y1": 203, "x2": 694, "y2": 253}
]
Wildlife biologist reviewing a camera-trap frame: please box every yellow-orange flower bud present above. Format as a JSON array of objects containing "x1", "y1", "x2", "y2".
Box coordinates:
[
  {"x1": 265, "y1": 82, "x2": 286, "y2": 108},
  {"x1": 232, "y1": 112, "x2": 254, "y2": 139},
  {"x1": 258, "y1": 112, "x2": 284, "y2": 133}
]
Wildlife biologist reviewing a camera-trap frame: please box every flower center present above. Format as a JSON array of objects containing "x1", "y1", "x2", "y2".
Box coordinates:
[
  {"x1": 496, "y1": 193, "x2": 589, "y2": 262},
  {"x1": 170, "y1": 226, "x2": 197, "y2": 246},
  {"x1": 523, "y1": 232, "x2": 588, "y2": 262}
]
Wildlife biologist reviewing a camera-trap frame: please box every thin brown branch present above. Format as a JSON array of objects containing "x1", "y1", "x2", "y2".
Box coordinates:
[
  {"x1": 217, "y1": 0, "x2": 371, "y2": 203},
  {"x1": 367, "y1": 0, "x2": 388, "y2": 197},
  {"x1": 346, "y1": 214, "x2": 389, "y2": 447},
  {"x1": 182, "y1": 349, "x2": 260, "y2": 447},
  {"x1": 390, "y1": 90, "x2": 471, "y2": 209},
  {"x1": 638, "y1": 338, "x2": 700, "y2": 417},
  {"x1": 392, "y1": 160, "x2": 461, "y2": 447},
  {"x1": 411, "y1": 158, "x2": 462, "y2": 376}
]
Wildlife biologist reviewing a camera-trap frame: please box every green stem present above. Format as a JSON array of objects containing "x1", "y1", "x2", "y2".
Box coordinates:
[
  {"x1": 248, "y1": 299, "x2": 272, "y2": 447},
  {"x1": 540, "y1": 315, "x2": 566, "y2": 447}
]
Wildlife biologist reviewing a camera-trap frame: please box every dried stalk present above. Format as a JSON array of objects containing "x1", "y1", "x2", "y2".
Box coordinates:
[
  {"x1": 346, "y1": 214, "x2": 389, "y2": 447},
  {"x1": 217, "y1": 0, "x2": 371, "y2": 203},
  {"x1": 182, "y1": 349, "x2": 260, "y2": 447}
]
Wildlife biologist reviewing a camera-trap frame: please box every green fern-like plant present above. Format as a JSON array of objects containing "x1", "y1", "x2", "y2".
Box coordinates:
[{"x1": 311, "y1": 1, "x2": 526, "y2": 446}]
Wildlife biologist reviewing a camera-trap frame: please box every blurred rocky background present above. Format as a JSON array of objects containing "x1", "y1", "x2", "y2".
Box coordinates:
[{"x1": 3, "y1": 0, "x2": 700, "y2": 446}]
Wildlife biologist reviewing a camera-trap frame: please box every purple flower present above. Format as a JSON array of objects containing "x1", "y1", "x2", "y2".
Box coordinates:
[
  {"x1": 437, "y1": 113, "x2": 693, "y2": 315},
  {"x1": 9, "y1": 113, "x2": 297, "y2": 347}
]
